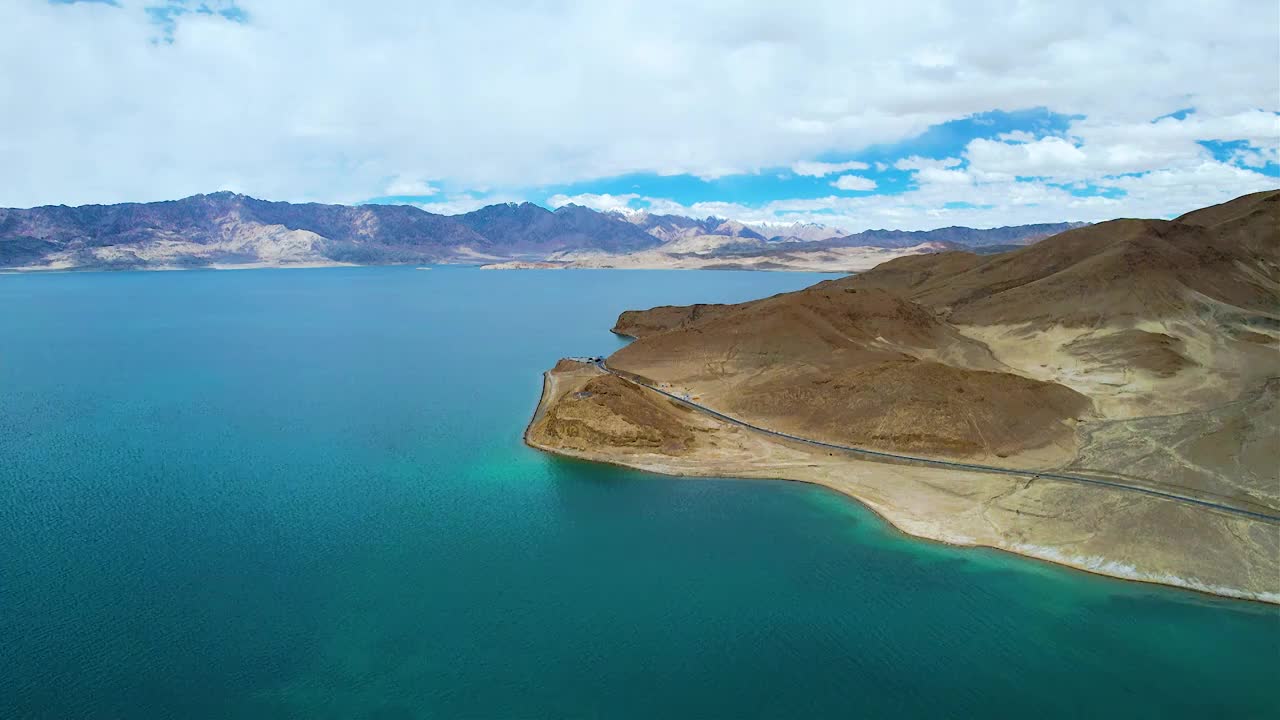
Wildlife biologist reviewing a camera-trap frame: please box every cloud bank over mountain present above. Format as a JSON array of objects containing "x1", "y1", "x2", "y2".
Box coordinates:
[{"x1": 3, "y1": 0, "x2": 1277, "y2": 230}]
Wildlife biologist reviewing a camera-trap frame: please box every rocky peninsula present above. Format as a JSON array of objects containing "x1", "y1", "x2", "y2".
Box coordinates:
[{"x1": 527, "y1": 191, "x2": 1280, "y2": 602}]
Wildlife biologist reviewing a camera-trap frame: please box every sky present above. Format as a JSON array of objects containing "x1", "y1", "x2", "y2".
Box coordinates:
[{"x1": 3, "y1": 0, "x2": 1278, "y2": 231}]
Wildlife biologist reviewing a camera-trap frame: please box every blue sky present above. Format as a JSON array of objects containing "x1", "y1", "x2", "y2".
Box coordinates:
[{"x1": 7, "y1": 1, "x2": 1279, "y2": 230}]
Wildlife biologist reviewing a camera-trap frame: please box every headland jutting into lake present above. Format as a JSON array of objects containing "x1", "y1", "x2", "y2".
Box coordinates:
[{"x1": 527, "y1": 191, "x2": 1280, "y2": 603}]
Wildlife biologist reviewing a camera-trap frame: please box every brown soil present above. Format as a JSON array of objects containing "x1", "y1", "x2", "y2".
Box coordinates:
[
  {"x1": 717, "y1": 358, "x2": 1090, "y2": 459},
  {"x1": 608, "y1": 283, "x2": 1089, "y2": 462},
  {"x1": 611, "y1": 302, "x2": 738, "y2": 338},
  {"x1": 1063, "y1": 330, "x2": 1197, "y2": 378},
  {"x1": 844, "y1": 190, "x2": 1280, "y2": 327},
  {"x1": 527, "y1": 372, "x2": 699, "y2": 455}
]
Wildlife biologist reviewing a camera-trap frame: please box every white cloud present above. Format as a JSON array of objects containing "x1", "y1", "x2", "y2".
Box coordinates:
[
  {"x1": 0, "y1": 0, "x2": 1275, "y2": 208},
  {"x1": 1105, "y1": 160, "x2": 1272, "y2": 196},
  {"x1": 626, "y1": 158, "x2": 1275, "y2": 232},
  {"x1": 791, "y1": 160, "x2": 871, "y2": 177},
  {"x1": 639, "y1": 197, "x2": 698, "y2": 216},
  {"x1": 830, "y1": 174, "x2": 878, "y2": 191},
  {"x1": 894, "y1": 156, "x2": 963, "y2": 171},
  {"x1": 965, "y1": 110, "x2": 1280, "y2": 180},
  {"x1": 546, "y1": 192, "x2": 641, "y2": 212},
  {"x1": 1232, "y1": 145, "x2": 1280, "y2": 168},
  {"x1": 915, "y1": 167, "x2": 972, "y2": 185},
  {"x1": 996, "y1": 130, "x2": 1038, "y2": 143},
  {"x1": 384, "y1": 176, "x2": 438, "y2": 196},
  {"x1": 965, "y1": 136, "x2": 1090, "y2": 177}
]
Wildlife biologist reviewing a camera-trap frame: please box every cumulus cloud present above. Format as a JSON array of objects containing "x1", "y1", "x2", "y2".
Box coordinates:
[
  {"x1": 996, "y1": 130, "x2": 1038, "y2": 143},
  {"x1": 915, "y1": 167, "x2": 972, "y2": 185},
  {"x1": 792, "y1": 160, "x2": 871, "y2": 177},
  {"x1": 384, "y1": 176, "x2": 439, "y2": 197},
  {"x1": 894, "y1": 156, "x2": 963, "y2": 171},
  {"x1": 1232, "y1": 146, "x2": 1280, "y2": 168},
  {"x1": 830, "y1": 175, "x2": 878, "y2": 191},
  {"x1": 629, "y1": 158, "x2": 1275, "y2": 232},
  {"x1": 965, "y1": 136, "x2": 1090, "y2": 177},
  {"x1": 965, "y1": 110, "x2": 1280, "y2": 180},
  {"x1": 2, "y1": 0, "x2": 1276, "y2": 208}
]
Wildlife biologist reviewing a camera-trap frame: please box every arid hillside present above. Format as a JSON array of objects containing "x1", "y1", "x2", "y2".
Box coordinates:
[
  {"x1": 526, "y1": 191, "x2": 1280, "y2": 601},
  {"x1": 840, "y1": 189, "x2": 1280, "y2": 417},
  {"x1": 845, "y1": 190, "x2": 1279, "y2": 327},
  {"x1": 605, "y1": 191, "x2": 1280, "y2": 465}
]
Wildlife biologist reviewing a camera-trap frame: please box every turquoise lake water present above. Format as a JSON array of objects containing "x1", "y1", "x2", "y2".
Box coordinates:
[{"x1": 0, "y1": 266, "x2": 1276, "y2": 719}]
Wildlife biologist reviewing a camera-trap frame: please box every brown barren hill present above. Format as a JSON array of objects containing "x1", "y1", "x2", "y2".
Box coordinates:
[
  {"x1": 609, "y1": 284, "x2": 1090, "y2": 463},
  {"x1": 611, "y1": 302, "x2": 738, "y2": 338},
  {"x1": 604, "y1": 190, "x2": 1279, "y2": 461},
  {"x1": 714, "y1": 358, "x2": 1090, "y2": 459},
  {"x1": 528, "y1": 366, "x2": 702, "y2": 456},
  {"x1": 527, "y1": 192, "x2": 1280, "y2": 602},
  {"x1": 830, "y1": 191, "x2": 1278, "y2": 418},
  {"x1": 846, "y1": 190, "x2": 1280, "y2": 326}
]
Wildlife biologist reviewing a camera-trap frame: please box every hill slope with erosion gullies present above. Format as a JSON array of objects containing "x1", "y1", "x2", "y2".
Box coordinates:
[
  {"x1": 527, "y1": 190, "x2": 1280, "y2": 601},
  {"x1": 846, "y1": 189, "x2": 1280, "y2": 417}
]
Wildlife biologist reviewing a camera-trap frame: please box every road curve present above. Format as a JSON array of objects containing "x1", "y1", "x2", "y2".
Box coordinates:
[{"x1": 591, "y1": 359, "x2": 1280, "y2": 524}]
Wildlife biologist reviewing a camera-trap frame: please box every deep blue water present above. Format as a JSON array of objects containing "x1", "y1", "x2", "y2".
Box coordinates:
[{"x1": 0, "y1": 266, "x2": 1276, "y2": 719}]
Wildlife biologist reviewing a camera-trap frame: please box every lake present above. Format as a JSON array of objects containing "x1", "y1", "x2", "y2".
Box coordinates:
[{"x1": 1, "y1": 266, "x2": 1276, "y2": 719}]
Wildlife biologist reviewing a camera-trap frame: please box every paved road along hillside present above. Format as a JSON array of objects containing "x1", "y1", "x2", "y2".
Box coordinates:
[{"x1": 591, "y1": 359, "x2": 1280, "y2": 524}]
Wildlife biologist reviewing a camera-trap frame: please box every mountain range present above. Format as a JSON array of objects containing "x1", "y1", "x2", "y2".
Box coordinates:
[
  {"x1": 748, "y1": 221, "x2": 849, "y2": 243},
  {"x1": 1, "y1": 192, "x2": 1082, "y2": 271}
]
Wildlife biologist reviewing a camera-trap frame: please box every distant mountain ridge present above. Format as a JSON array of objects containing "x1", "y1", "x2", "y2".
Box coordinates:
[
  {"x1": 0, "y1": 192, "x2": 489, "y2": 269},
  {"x1": 613, "y1": 211, "x2": 768, "y2": 243},
  {"x1": 826, "y1": 222, "x2": 1087, "y2": 249},
  {"x1": 1, "y1": 192, "x2": 1084, "y2": 271},
  {"x1": 459, "y1": 202, "x2": 661, "y2": 255},
  {"x1": 0, "y1": 193, "x2": 665, "y2": 270},
  {"x1": 748, "y1": 221, "x2": 848, "y2": 242}
]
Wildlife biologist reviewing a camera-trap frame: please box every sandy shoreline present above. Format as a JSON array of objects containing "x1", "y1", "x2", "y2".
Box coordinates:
[{"x1": 525, "y1": 364, "x2": 1280, "y2": 605}]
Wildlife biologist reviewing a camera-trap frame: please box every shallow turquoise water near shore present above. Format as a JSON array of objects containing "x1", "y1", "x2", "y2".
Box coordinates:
[{"x1": 1, "y1": 266, "x2": 1276, "y2": 719}]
